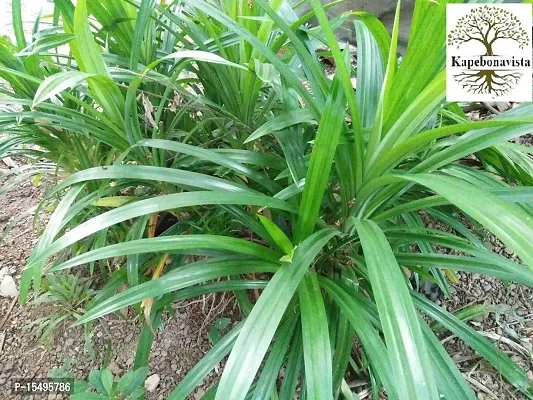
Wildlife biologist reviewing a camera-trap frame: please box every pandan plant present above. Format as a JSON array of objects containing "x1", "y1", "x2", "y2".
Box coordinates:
[{"x1": 0, "y1": 0, "x2": 532, "y2": 399}]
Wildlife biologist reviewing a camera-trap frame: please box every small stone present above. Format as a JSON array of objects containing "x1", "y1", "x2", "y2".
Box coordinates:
[
  {"x1": 64, "y1": 339, "x2": 74, "y2": 348},
  {"x1": 126, "y1": 357, "x2": 134, "y2": 367},
  {"x1": 193, "y1": 388, "x2": 205, "y2": 400},
  {"x1": 527, "y1": 370, "x2": 533, "y2": 380},
  {"x1": 504, "y1": 247, "x2": 514, "y2": 255},
  {"x1": 171, "y1": 363, "x2": 177, "y2": 371},
  {"x1": 145, "y1": 374, "x2": 160, "y2": 392},
  {"x1": 0, "y1": 275, "x2": 18, "y2": 298},
  {"x1": 108, "y1": 361, "x2": 121, "y2": 376}
]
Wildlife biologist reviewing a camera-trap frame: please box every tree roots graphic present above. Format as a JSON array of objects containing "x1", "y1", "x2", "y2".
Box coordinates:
[{"x1": 454, "y1": 70, "x2": 522, "y2": 97}]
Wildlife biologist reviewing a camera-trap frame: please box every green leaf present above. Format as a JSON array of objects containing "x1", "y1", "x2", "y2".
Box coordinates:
[
  {"x1": 352, "y1": 218, "x2": 439, "y2": 400},
  {"x1": 73, "y1": 0, "x2": 108, "y2": 75},
  {"x1": 100, "y1": 369, "x2": 113, "y2": 396},
  {"x1": 319, "y1": 277, "x2": 397, "y2": 400},
  {"x1": 12, "y1": 0, "x2": 26, "y2": 49},
  {"x1": 258, "y1": 215, "x2": 293, "y2": 255},
  {"x1": 33, "y1": 71, "x2": 95, "y2": 107},
  {"x1": 50, "y1": 234, "x2": 279, "y2": 272},
  {"x1": 351, "y1": 12, "x2": 391, "y2": 67},
  {"x1": 51, "y1": 165, "x2": 253, "y2": 195},
  {"x1": 299, "y1": 272, "x2": 333, "y2": 400},
  {"x1": 134, "y1": 322, "x2": 155, "y2": 370},
  {"x1": 251, "y1": 309, "x2": 298, "y2": 400},
  {"x1": 332, "y1": 313, "x2": 354, "y2": 397},
  {"x1": 88, "y1": 370, "x2": 107, "y2": 395},
  {"x1": 414, "y1": 292, "x2": 532, "y2": 397},
  {"x1": 27, "y1": 191, "x2": 296, "y2": 271},
  {"x1": 307, "y1": 0, "x2": 363, "y2": 189},
  {"x1": 168, "y1": 322, "x2": 244, "y2": 400},
  {"x1": 395, "y1": 253, "x2": 533, "y2": 286},
  {"x1": 414, "y1": 105, "x2": 533, "y2": 173},
  {"x1": 365, "y1": 70, "x2": 446, "y2": 178},
  {"x1": 20, "y1": 185, "x2": 84, "y2": 304},
  {"x1": 130, "y1": 0, "x2": 156, "y2": 69},
  {"x1": 159, "y1": 50, "x2": 249, "y2": 71},
  {"x1": 117, "y1": 367, "x2": 148, "y2": 396},
  {"x1": 245, "y1": 109, "x2": 315, "y2": 143},
  {"x1": 421, "y1": 321, "x2": 477, "y2": 400},
  {"x1": 399, "y1": 174, "x2": 533, "y2": 271},
  {"x1": 296, "y1": 74, "x2": 345, "y2": 241},
  {"x1": 215, "y1": 229, "x2": 338, "y2": 400},
  {"x1": 138, "y1": 139, "x2": 281, "y2": 193},
  {"x1": 354, "y1": 19, "x2": 384, "y2": 128},
  {"x1": 76, "y1": 259, "x2": 279, "y2": 325},
  {"x1": 73, "y1": 0, "x2": 125, "y2": 128},
  {"x1": 14, "y1": 32, "x2": 74, "y2": 57}
]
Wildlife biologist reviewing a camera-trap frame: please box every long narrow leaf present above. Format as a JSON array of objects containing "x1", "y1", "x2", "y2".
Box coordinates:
[
  {"x1": 215, "y1": 229, "x2": 338, "y2": 400},
  {"x1": 352, "y1": 218, "x2": 439, "y2": 400}
]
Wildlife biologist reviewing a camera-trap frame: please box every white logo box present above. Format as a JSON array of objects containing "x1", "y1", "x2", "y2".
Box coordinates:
[{"x1": 446, "y1": 4, "x2": 532, "y2": 102}]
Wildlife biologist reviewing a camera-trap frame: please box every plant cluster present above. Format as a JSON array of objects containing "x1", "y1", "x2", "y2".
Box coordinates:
[{"x1": 1, "y1": 0, "x2": 533, "y2": 399}]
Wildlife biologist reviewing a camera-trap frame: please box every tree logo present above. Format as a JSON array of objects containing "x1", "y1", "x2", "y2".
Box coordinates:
[{"x1": 446, "y1": 4, "x2": 532, "y2": 102}]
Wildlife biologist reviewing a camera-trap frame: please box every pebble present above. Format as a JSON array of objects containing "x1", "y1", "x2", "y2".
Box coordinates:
[
  {"x1": 0, "y1": 275, "x2": 18, "y2": 298},
  {"x1": 145, "y1": 374, "x2": 160, "y2": 392},
  {"x1": 108, "y1": 361, "x2": 121, "y2": 376},
  {"x1": 193, "y1": 388, "x2": 205, "y2": 399}
]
